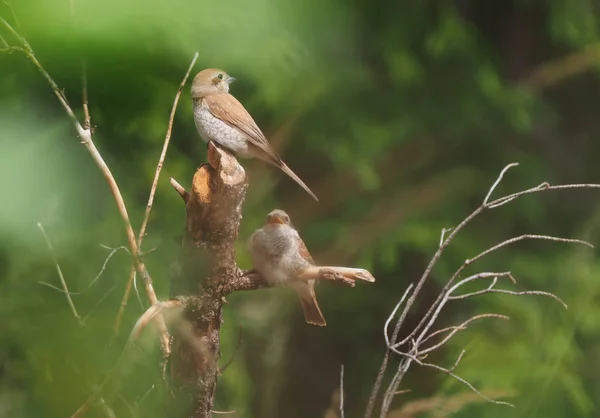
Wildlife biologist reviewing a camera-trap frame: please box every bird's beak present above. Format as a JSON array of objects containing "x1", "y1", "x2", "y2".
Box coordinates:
[
  {"x1": 226, "y1": 76, "x2": 236, "y2": 84},
  {"x1": 267, "y1": 216, "x2": 284, "y2": 225}
]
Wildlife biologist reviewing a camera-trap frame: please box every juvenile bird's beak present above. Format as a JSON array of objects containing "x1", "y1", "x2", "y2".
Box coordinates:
[
  {"x1": 226, "y1": 76, "x2": 236, "y2": 84},
  {"x1": 267, "y1": 216, "x2": 284, "y2": 225}
]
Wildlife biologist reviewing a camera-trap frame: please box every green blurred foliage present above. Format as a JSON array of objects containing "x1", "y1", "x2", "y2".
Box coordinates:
[{"x1": 2, "y1": 0, "x2": 600, "y2": 417}]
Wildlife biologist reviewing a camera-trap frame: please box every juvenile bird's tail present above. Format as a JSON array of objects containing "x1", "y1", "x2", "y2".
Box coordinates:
[{"x1": 294, "y1": 282, "x2": 326, "y2": 326}]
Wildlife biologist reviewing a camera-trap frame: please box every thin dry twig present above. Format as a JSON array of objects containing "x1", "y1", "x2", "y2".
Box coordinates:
[
  {"x1": 129, "y1": 299, "x2": 183, "y2": 341},
  {"x1": 439, "y1": 227, "x2": 453, "y2": 248},
  {"x1": 450, "y1": 288, "x2": 568, "y2": 308},
  {"x1": 395, "y1": 233, "x2": 590, "y2": 351},
  {"x1": 40, "y1": 245, "x2": 129, "y2": 296},
  {"x1": 466, "y1": 235, "x2": 593, "y2": 266},
  {"x1": 384, "y1": 284, "x2": 414, "y2": 347},
  {"x1": 137, "y1": 52, "x2": 199, "y2": 243},
  {"x1": 220, "y1": 326, "x2": 243, "y2": 373},
  {"x1": 82, "y1": 286, "x2": 117, "y2": 324},
  {"x1": 483, "y1": 162, "x2": 518, "y2": 206},
  {"x1": 392, "y1": 351, "x2": 514, "y2": 407},
  {"x1": 169, "y1": 177, "x2": 189, "y2": 202},
  {"x1": 487, "y1": 183, "x2": 600, "y2": 209},
  {"x1": 340, "y1": 365, "x2": 345, "y2": 418},
  {"x1": 365, "y1": 284, "x2": 413, "y2": 417},
  {"x1": 37, "y1": 222, "x2": 82, "y2": 325},
  {"x1": 419, "y1": 314, "x2": 509, "y2": 355},
  {"x1": 114, "y1": 52, "x2": 199, "y2": 335},
  {"x1": 82, "y1": 61, "x2": 91, "y2": 131},
  {"x1": 70, "y1": 299, "x2": 183, "y2": 418}
]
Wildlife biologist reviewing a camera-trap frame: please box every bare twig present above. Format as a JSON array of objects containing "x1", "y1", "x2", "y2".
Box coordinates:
[
  {"x1": 397, "y1": 273, "x2": 513, "y2": 350},
  {"x1": 395, "y1": 234, "x2": 589, "y2": 351},
  {"x1": 439, "y1": 227, "x2": 453, "y2": 248},
  {"x1": 137, "y1": 52, "x2": 199, "y2": 244},
  {"x1": 129, "y1": 299, "x2": 183, "y2": 341},
  {"x1": 71, "y1": 300, "x2": 183, "y2": 418},
  {"x1": 466, "y1": 235, "x2": 593, "y2": 266},
  {"x1": 115, "y1": 266, "x2": 138, "y2": 333},
  {"x1": 114, "y1": 52, "x2": 199, "y2": 335},
  {"x1": 388, "y1": 390, "x2": 513, "y2": 417},
  {"x1": 419, "y1": 314, "x2": 509, "y2": 355},
  {"x1": 82, "y1": 286, "x2": 117, "y2": 324},
  {"x1": 340, "y1": 365, "x2": 345, "y2": 418},
  {"x1": 487, "y1": 183, "x2": 600, "y2": 209},
  {"x1": 40, "y1": 245, "x2": 130, "y2": 296},
  {"x1": 219, "y1": 326, "x2": 243, "y2": 373},
  {"x1": 392, "y1": 352, "x2": 514, "y2": 407},
  {"x1": 37, "y1": 222, "x2": 82, "y2": 325},
  {"x1": 384, "y1": 284, "x2": 414, "y2": 347},
  {"x1": 135, "y1": 385, "x2": 155, "y2": 410},
  {"x1": 170, "y1": 177, "x2": 189, "y2": 202},
  {"x1": 82, "y1": 61, "x2": 91, "y2": 131},
  {"x1": 97, "y1": 398, "x2": 116, "y2": 418},
  {"x1": 366, "y1": 284, "x2": 413, "y2": 418},
  {"x1": 449, "y1": 288, "x2": 568, "y2": 308},
  {"x1": 369, "y1": 163, "x2": 599, "y2": 418},
  {"x1": 89, "y1": 245, "x2": 130, "y2": 289},
  {"x1": 482, "y1": 162, "x2": 518, "y2": 206}
]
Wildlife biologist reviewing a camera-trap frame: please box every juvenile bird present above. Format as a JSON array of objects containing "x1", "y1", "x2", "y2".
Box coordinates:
[
  {"x1": 191, "y1": 68, "x2": 318, "y2": 201},
  {"x1": 248, "y1": 209, "x2": 376, "y2": 326}
]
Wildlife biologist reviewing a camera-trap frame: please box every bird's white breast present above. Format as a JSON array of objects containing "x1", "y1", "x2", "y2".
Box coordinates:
[
  {"x1": 193, "y1": 100, "x2": 251, "y2": 157},
  {"x1": 249, "y1": 225, "x2": 306, "y2": 286}
]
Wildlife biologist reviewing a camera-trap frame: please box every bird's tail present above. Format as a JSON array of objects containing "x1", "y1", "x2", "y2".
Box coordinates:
[
  {"x1": 294, "y1": 282, "x2": 326, "y2": 326},
  {"x1": 279, "y1": 162, "x2": 319, "y2": 202}
]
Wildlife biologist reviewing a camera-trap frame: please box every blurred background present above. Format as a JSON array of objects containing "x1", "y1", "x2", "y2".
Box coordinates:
[{"x1": 2, "y1": 0, "x2": 600, "y2": 417}]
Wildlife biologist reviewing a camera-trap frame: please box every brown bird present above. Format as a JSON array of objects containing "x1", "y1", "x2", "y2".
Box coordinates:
[
  {"x1": 191, "y1": 68, "x2": 318, "y2": 201},
  {"x1": 248, "y1": 209, "x2": 376, "y2": 326}
]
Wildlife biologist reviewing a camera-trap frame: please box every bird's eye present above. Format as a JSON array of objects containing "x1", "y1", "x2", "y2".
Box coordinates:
[{"x1": 216, "y1": 73, "x2": 224, "y2": 80}]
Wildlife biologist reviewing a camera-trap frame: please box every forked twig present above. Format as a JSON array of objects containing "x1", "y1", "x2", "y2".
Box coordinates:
[
  {"x1": 392, "y1": 351, "x2": 514, "y2": 407},
  {"x1": 37, "y1": 222, "x2": 82, "y2": 325},
  {"x1": 39, "y1": 245, "x2": 129, "y2": 296},
  {"x1": 365, "y1": 284, "x2": 413, "y2": 417},
  {"x1": 367, "y1": 163, "x2": 599, "y2": 418},
  {"x1": 419, "y1": 314, "x2": 509, "y2": 354}
]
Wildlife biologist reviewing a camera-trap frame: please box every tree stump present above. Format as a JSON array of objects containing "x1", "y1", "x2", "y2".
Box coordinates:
[{"x1": 169, "y1": 142, "x2": 260, "y2": 417}]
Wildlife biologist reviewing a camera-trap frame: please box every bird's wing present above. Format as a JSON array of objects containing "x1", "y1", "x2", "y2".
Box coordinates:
[
  {"x1": 296, "y1": 235, "x2": 316, "y2": 266},
  {"x1": 204, "y1": 93, "x2": 281, "y2": 163}
]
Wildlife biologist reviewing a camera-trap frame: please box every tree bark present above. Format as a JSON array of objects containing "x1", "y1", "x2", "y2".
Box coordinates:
[{"x1": 168, "y1": 142, "x2": 263, "y2": 417}]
